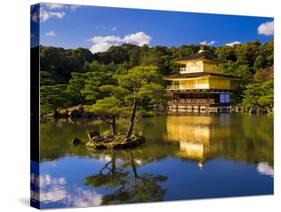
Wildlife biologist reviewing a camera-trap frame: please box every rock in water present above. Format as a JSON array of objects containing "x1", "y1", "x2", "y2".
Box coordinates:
[
  {"x1": 88, "y1": 131, "x2": 100, "y2": 140},
  {"x1": 69, "y1": 109, "x2": 83, "y2": 118},
  {"x1": 72, "y1": 138, "x2": 82, "y2": 145}
]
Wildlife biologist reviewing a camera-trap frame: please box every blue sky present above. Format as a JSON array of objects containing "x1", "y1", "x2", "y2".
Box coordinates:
[{"x1": 31, "y1": 3, "x2": 273, "y2": 53}]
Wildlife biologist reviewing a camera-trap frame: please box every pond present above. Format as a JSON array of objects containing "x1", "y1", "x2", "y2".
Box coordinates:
[{"x1": 38, "y1": 113, "x2": 273, "y2": 208}]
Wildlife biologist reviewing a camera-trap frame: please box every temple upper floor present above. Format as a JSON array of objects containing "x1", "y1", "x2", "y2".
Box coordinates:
[
  {"x1": 175, "y1": 48, "x2": 225, "y2": 74},
  {"x1": 178, "y1": 59, "x2": 223, "y2": 74},
  {"x1": 164, "y1": 47, "x2": 240, "y2": 91}
]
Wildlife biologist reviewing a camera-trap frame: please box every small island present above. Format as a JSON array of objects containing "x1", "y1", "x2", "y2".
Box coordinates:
[{"x1": 86, "y1": 131, "x2": 145, "y2": 150}]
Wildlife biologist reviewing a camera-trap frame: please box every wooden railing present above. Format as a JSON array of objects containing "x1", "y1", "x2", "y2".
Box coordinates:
[{"x1": 168, "y1": 99, "x2": 216, "y2": 105}]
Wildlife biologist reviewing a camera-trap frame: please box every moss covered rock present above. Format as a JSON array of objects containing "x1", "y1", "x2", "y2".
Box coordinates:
[{"x1": 86, "y1": 134, "x2": 145, "y2": 150}]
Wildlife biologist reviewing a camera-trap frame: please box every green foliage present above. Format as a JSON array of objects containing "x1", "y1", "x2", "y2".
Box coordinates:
[
  {"x1": 99, "y1": 85, "x2": 130, "y2": 99},
  {"x1": 242, "y1": 78, "x2": 273, "y2": 110},
  {"x1": 40, "y1": 71, "x2": 56, "y2": 86},
  {"x1": 100, "y1": 129, "x2": 113, "y2": 137},
  {"x1": 215, "y1": 45, "x2": 236, "y2": 61},
  {"x1": 40, "y1": 40, "x2": 273, "y2": 85},
  {"x1": 113, "y1": 65, "x2": 165, "y2": 111},
  {"x1": 115, "y1": 66, "x2": 164, "y2": 94},
  {"x1": 113, "y1": 65, "x2": 165, "y2": 137},
  {"x1": 85, "y1": 65, "x2": 165, "y2": 136},
  {"x1": 254, "y1": 55, "x2": 267, "y2": 70},
  {"x1": 220, "y1": 40, "x2": 274, "y2": 105},
  {"x1": 171, "y1": 45, "x2": 194, "y2": 58},
  {"x1": 66, "y1": 72, "x2": 88, "y2": 105},
  {"x1": 258, "y1": 79, "x2": 274, "y2": 108},
  {"x1": 242, "y1": 84, "x2": 262, "y2": 108},
  {"x1": 242, "y1": 65, "x2": 273, "y2": 111},
  {"x1": 88, "y1": 97, "x2": 127, "y2": 117},
  {"x1": 235, "y1": 40, "x2": 260, "y2": 66},
  {"x1": 81, "y1": 71, "x2": 114, "y2": 104},
  {"x1": 40, "y1": 84, "x2": 71, "y2": 113},
  {"x1": 222, "y1": 62, "x2": 253, "y2": 103},
  {"x1": 40, "y1": 46, "x2": 93, "y2": 83},
  {"x1": 257, "y1": 40, "x2": 274, "y2": 67},
  {"x1": 223, "y1": 62, "x2": 252, "y2": 79},
  {"x1": 141, "y1": 46, "x2": 172, "y2": 75}
]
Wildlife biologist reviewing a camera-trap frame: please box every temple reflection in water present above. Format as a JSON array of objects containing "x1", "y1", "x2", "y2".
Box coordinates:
[{"x1": 166, "y1": 114, "x2": 231, "y2": 166}]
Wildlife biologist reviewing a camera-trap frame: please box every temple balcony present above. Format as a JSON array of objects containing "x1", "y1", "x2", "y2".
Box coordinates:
[
  {"x1": 166, "y1": 84, "x2": 209, "y2": 90},
  {"x1": 167, "y1": 100, "x2": 231, "y2": 107},
  {"x1": 179, "y1": 67, "x2": 202, "y2": 73}
]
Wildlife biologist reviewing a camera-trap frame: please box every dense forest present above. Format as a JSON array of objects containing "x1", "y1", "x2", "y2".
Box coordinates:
[{"x1": 39, "y1": 39, "x2": 273, "y2": 115}]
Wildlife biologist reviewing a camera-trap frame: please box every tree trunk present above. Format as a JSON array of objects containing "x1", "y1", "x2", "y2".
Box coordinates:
[
  {"x1": 111, "y1": 152, "x2": 116, "y2": 177},
  {"x1": 126, "y1": 98, "x2": 137, "y2": 139},
  {"x1": 129, "y1": 151, "x2": 138, "y2": 184},
  {"x1": 100, "y1": 115, "x2": 117, "y2": 136},
  {"x1": 111, "y1": 116, "x2": 116, "y2": 135}
]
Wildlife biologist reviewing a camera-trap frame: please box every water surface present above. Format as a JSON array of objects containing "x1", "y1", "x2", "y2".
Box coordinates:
[{"x1": 39, "y1": 113, "x2": 273, "y2": 208}]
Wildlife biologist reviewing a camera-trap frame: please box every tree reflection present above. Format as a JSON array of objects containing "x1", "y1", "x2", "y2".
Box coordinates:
[
  {"x1": 85, "y1": 151, "x2": 167, "y2": 204},
  {"x1": 40, "y1": 116, "x2": 179, "y2": 162}
]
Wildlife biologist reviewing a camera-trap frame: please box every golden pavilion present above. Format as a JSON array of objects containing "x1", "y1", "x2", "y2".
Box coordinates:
[{"x1": 164, "y1": 47, "x2": 239, "y2": 113}]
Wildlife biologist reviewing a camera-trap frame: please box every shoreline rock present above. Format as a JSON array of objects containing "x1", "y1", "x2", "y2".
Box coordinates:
[
  {"x1": 72, "y1": 137, "x2": 82, "y2": 145},
  {"x1": 44, "y1": 105, "x2": 97, "y2": 119}
]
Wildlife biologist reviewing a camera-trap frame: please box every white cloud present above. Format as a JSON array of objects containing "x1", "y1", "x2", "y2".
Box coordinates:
[
  {"x1": 90, "y1": 35, "x2": 122, "y2": 44},
  {"x1": 31, "y1": 8, "x2": 44, "y2": 23},
  {"x1": 44, "y1": 3, "x2": 80, "y2": 11},
  {"x1": 112, "y1": 27, "x2": 117, "y2": 31},
  {"x1": 90, "y1": 42, "x2": 116, "y2": 54},
  {"x1": 89, "y1": 32, "x2": 152, "y2": 53},
  {"x1": 45, "y1": 3, "x2": 65, "y2": 10},
  {"x1": 225, "y1": 41, "x2": 241, "y2": 46},
  {"x1": 257, "y1": 162, "x2": 274, "y2": 177},
  {"x1": 123, "y1": 32, "x2": 152, "y2": 46},
  {"x1": 200, "y1": 40, "x2": 216, "y2": 46},
  {"x1": 32, "y1": 8, "x2": 65, "y2": 23},
  {"x1": 32, "y1": 174, "x2": 102, "y2": 206},
  {"x1": 70, "y1": 188, "x2": 102, "y2": 207},
  {"x1": 32, "y1": 3, "x2": 80, "y2": 23},
  {"x1": 69, "y1": 5, "x2": 81, "y2": 11},
  {"x1": 49, "y1": 11, "x2": 65, "y2": 19},
  {"x1": 45, "y1": 31, "x2": 56, "y2": 37},
  {"x1": 258, "y1": 21, "x2": 274, "y2": 36}
]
